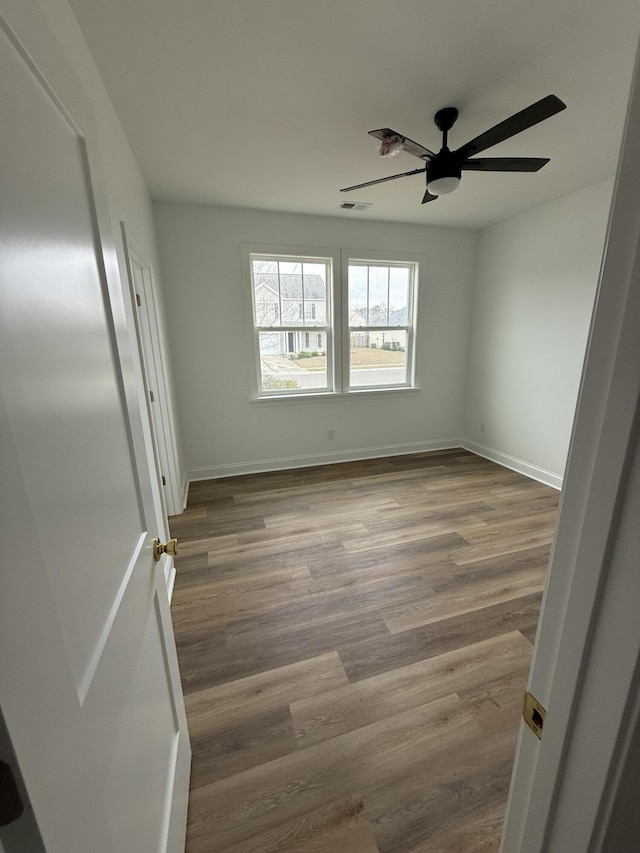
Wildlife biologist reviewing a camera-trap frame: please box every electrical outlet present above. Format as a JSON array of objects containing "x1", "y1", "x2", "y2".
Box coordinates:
[
  {"x1": 328, "y1": 428, "x2": 335, "y2": 440},
  {"x1": 480, "y1": 422, "x2": 486, "y2": 434}
]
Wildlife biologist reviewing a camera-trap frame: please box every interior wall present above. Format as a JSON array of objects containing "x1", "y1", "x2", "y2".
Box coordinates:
[
  {"x1": 40, "y1": 0, "x2": 158, "y2": 264},
  {"x1": 463, "y1": 177, "x2": 613, "y2": 485},
  {"x1": 38, "y1": 0, "x2": 612, "y2": 491},
  {"x1": 153, "y1": 202, "x2": 478, "y2": 477},
  {"x1": 36, "y1": 0, "x2": 186, "y2": 487}
]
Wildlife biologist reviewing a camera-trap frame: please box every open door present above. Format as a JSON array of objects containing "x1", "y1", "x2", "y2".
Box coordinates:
[
  {"x1": 501, "y1": 40, "x2": 640, "y2": 853},
  {"x1": 0, "y1": 7, "x2": 190, "y2": 852}
]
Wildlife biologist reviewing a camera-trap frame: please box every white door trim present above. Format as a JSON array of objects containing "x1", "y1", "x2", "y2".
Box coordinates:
[
  {"x1": 501, "y1": 39, "x2": 640, "y2": 852},
  {"x1": 121, "y1": 224, "x2": 183, "y2": 520}
]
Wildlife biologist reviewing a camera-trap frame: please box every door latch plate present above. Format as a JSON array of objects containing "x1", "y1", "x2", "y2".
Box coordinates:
[{"x1": 523, "y1": 690, "x2": 546, "y2": 739}]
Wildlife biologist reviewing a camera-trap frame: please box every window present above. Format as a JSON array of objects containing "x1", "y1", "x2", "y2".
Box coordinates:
[
  {"x1": 347, "y1": 260, "x2": 416, "y2": 389},
  {"x1": 298, "y1": 304, "x2": 317, "y2": 321},
  {"x1": 303, "y1": 332, "x2": 323, "y2": 349},
  {"x1": 251, "y1": 253, "x2": 332, "y2": 394},
  {"x1": 248, "y1": 246, "x2": 419, "y2": 397}
]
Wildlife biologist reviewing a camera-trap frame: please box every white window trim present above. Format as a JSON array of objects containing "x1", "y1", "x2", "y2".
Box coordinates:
[
  {"x1": 242, "y1": 243, "x2": 423, "y2": 401},
  {"x1": 341, "y1": 252, "x2": 419, "y2": 393},
  {"x1": 242, "y1": 243, "x2": 341, "y2": 399}
]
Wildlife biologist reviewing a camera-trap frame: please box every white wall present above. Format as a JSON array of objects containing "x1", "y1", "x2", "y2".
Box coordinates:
[
  {"x1": 32, "y1": 0, "x2": 609, "y2": 492},
  {"x1": 33, "y1": 0, "x2": 610, "y2": 490},
  {"x1": 464, "y1": 178, "x2": 613, "y2": 485},
  {"x1": 35, "y1": 0, "x2": 186, "y2": 488},
  {"x1": 153, "y1": 203, "x2": 478, "y2": 478},
  {"x1": 40, "y1": 0, "x2": 158, "y2": 267}
]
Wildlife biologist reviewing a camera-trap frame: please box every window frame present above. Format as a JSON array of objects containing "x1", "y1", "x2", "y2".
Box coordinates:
[
  {"x1": 342, "y1": 254, "x2": 419, "y2": 393},
  {"x1": 243, "y1": 243, "x2": 421, "y2": 400},
  {"x1": 244, "y1": 245, "x2": 341, "y2": 398}
]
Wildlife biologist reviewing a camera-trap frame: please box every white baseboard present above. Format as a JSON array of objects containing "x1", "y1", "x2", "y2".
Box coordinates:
[
  {"x1": 461, "y1": 439, "x2": 563, "y2": 490},
  {"x1": 187, "y1": 438, "x2": 463, "y2": 482},
  {"x1": 182, "y1": 437, "x2": 563, "y2": 500}
]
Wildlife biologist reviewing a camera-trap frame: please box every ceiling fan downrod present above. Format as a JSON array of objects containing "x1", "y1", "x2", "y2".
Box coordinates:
[{"x1": 433, "y1": 106, "x2": 459, "y2": 150}]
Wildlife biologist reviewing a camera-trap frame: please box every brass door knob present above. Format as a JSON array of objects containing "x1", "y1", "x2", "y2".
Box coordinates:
[{"x1": 152, "y1": 537, "x2": 179, "y2": 562}]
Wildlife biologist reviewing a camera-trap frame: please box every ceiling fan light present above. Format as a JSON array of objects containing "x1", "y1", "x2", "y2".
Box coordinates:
[{"x1": 427, "y1": 175, "x2": 461, "y2": 195}]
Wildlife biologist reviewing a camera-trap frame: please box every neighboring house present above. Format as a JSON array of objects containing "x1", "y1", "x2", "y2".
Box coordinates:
[
  {"x1": 254, "y1": 273, "x2": 327, "y2": 354},
  {"x1": 255, "y1": 272, "x2": 409, "y2": 358},
  {"x1": 350, "y1": 305, "x2": 408, "y2": 350}
]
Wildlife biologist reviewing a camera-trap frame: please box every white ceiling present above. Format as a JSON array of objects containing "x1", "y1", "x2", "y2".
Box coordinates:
[{"x1": 68, "y1": 0, "x2": 640, "y2": 228}]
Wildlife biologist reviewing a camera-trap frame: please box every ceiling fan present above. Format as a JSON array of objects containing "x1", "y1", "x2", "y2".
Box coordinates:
[{"x1": 340, "y1": 94, "x2": 566, "y2": 204}]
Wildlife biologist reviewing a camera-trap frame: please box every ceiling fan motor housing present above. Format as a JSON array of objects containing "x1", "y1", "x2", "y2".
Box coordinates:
[{"x1": 426, "y1": 150, "x2": 462, "y2": 184}]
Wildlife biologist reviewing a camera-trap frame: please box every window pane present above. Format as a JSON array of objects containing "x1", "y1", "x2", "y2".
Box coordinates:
[
  {"x1": 279, "y1": 261, "x2": 302, "y2": 275},
  {"x1": 254, "y1": 296, "x2": 280, "y2": 327},
  {"x1": 259, "y1": 332, "x2": 328, "y2": 392},
  {"x1": 303, "y1": 263, "x2": 327, "y2": 326},
  {"x1": 253, "y1": 258, "x2": 329, "y2": 329},
  {"x1": 349, "y1": 329, "x2": 407, "y2": 387},
  {"x1": 279, "y1": 267, "x2": 303, "y2": 326},
  {"x1": 302, "y1": 262, "x2": 325, "y2": 280},
  {"x1": 252, "y1": 258, "x2": 278, "y2": 275},
  {"x1": 349, "y1": 265, "x2": 368, "y2": 326},
  {"x1": 368, "y1": 266, "x2": 389, "y2": 326},
  {"x1": 253, "y1": 259, "x2": 280, "y2": 327},
  {"x1": 389, "y1": 267, "x2": 410, "y2": 324}
]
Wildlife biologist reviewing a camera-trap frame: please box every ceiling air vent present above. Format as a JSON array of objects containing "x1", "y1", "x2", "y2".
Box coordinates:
[{"x1": 339, "y1": 201, "x2": 372, "y2": 211}]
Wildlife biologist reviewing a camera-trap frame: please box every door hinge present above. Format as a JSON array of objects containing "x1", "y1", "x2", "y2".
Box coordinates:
[
  {"x1": 523, "y1": 690, "x2": 546, "y2": 740},
  {"x1": 136, "y1": 293, "x2": 142, "y2": 307},
  {"x1": 149, "y1": 390, "x2": 155, "y2": 402},
  {"x1": 161, "y1": 475, "x2": 166, "y2": 486}
]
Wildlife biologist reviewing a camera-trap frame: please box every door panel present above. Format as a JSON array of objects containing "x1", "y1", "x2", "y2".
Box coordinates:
[
  {"x1": 0, "y1": 13, "x2": 189, "y2": 853},
  {"x1": 1, "y1": 9, "x2": 147, "y2": 682},
  {"x1": 0, "y1": 27, "x2": 145, "y2": 689},
  {"x1": 105, "y1": 594, "x2": 181, "y2": 853}
]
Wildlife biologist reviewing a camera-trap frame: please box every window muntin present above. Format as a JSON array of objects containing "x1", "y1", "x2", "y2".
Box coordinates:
[
  {"x1": 347, "y1": 261, "x2": 416, "y2": 390},
  {"x1": 251, "y1": 255, "x2": 331, "y2": 395}
]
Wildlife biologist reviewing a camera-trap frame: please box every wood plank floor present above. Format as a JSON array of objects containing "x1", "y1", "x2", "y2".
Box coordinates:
[{"x1": 169, "y1": 449, "x2": 559, "y2": 853}]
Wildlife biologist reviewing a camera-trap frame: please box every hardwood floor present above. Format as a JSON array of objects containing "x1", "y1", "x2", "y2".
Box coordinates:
[{"x1": 169, "y1": 449, "x2": 559, "y2": 852}]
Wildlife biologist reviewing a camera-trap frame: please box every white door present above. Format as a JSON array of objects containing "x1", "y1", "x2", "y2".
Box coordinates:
[
  {"x1": 122, "y1": 231, "x2": 182, "y2": 520},
  {"x1": 0, "y1": 13, "x2": 189, "y2": 853},
  {"x1": 501, "y1": 37, "x2": 640, "y2": 853},
  {"x1": 131, "y1": 255, "x2": 171, "y2": 522}
]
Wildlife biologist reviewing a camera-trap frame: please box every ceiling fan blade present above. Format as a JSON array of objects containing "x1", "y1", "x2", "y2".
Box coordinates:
[
  {"x1": 455, "y1": 95, "x2": 566, "y2": 160},
  {"x1": 422, "y1": 189, "x2": 438, "y2": 204},
  {"x1": 369, "y1": 128, "x2": 436, "y2": 160},
  {"x1": 340, "y1": 167, "x2": 426, "y2": 192},
  {"x1": 462, "y1": 157, "x2": 550, "y2": 172}
]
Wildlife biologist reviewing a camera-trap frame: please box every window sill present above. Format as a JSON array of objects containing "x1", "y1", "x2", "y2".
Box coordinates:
[{"x1": 249, "y1": 386, "x2": 422, "y2": 405}]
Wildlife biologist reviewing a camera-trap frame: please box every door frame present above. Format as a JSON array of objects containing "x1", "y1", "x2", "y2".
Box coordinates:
[
  {"x1": 122, "y1": 224, "x2": 183, "y2": 521},
  {"x1": 501, "y1": 40, "x2": 640, "y2": 852}
]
